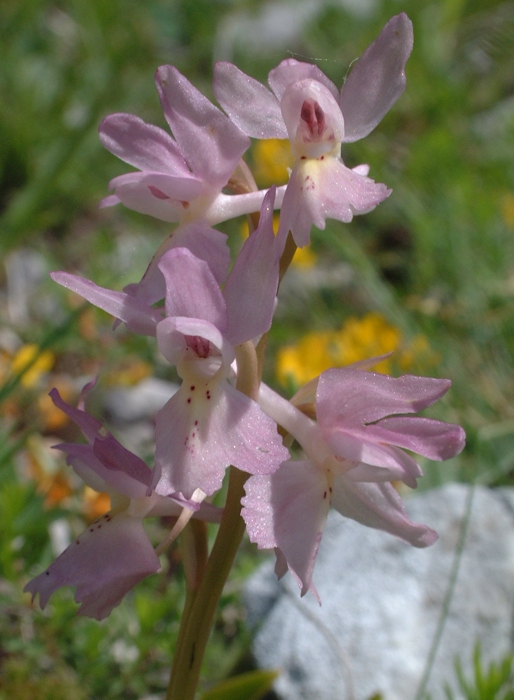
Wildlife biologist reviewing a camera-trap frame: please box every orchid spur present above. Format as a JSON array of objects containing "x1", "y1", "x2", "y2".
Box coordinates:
[
  {"x1": 214, "y1": 13, "x2": 413, "y2": 247},
  {"x1": 242, "y1": 364, "x2": 465, "y2": 598}
]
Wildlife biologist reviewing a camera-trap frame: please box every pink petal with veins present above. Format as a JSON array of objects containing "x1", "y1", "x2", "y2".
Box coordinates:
[
  {"x1": 242, "y1": 460, "x2": 329, "y2": 599},
  {"x1": 155, "y1": 381, "x2": 288, "y2": 498},
  {"x1": 332, "y1": 478, "x2": 438, "y2": 547},
  {"x1": 340, "y1": 14, "x2": 414, "y2": 143},
  {"x1": 317, "y1": 368, "x2": 453, "y2": 427},
  {"x1": 158, "y1": 247, "x2": 228, "y2": 330},
  {"x1": 268, "y1": 59, "x2": 339, "y2": 102},
  {"x1": 25, "y1": 513, "x2": 161, "y2": 620},
  {"x1": 223, "y1": 187, "x2": 280, "y2": 346},
  {"x1": 50, "y1": 272, "x2": 162, "y2": 335},
  {"x1": 278, "y1": 156, "x2": 389, "y2": 247},
  {"x1": 156, "y1": 65, "x2": 250, "y2": 188},
  {"x1": 99, "y1": 113, "x2": 190, "y2": 176},
  {"x1": 213, "y1": 62, "x2": 287, "y2": 139}
]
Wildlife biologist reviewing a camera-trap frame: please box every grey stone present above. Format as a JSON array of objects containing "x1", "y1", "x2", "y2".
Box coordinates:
[
  {"x1": 104, "y1": 377, "x2": 178, "y2": 424},
  {"x1": 245, "y1": 484, "x2": 514, "y2": 700}
]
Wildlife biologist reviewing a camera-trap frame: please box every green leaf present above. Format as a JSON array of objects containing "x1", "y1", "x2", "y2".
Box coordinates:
[{"x1": 200, "y1": 669, "x2": 279, "y2": 700}]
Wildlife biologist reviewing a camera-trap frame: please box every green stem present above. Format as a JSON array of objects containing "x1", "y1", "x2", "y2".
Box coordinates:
[
  {"x1": 166, "y1": 342, "x2": 259, "y2": 700},
  {"x1": 172, "y1": 520, "x2": 208, "y2": 664}
]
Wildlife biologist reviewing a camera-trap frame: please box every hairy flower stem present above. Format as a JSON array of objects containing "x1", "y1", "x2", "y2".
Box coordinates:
[{"x1": 166, "y1": 342, "x2": 259, "y2": 700}]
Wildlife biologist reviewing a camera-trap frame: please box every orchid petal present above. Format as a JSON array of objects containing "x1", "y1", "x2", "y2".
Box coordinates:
[
  {"x1": 278, "y1": 157, "x2": 390, "y2": 247},
  {"x1": 55, "y1": 444, "x2": 111, "y2": 493},
  {"x1": 223, "y1": 187, "x2": 280, "y2": 346},
  {"x1": 170, "y1": 222, "x2": 230, "y2": 285},
  {"x1": 124, "y1": 221, "x2": 230, "y2": 307},
  {"x1": 107, "y1": 171, "x2": 205, "y2": 222},
  {"x1": 49, "y1": 387, "x2": 102, "y2": 443},
  {"x1": 155, "y1": 381, "x2": 288, "y2": 499},
  {"x1": 158, "y1": 247, "x2": 228, "y2": 330},
  {"x1": 24, "y1": 513, "x2": 161, "y2": 620},
  {"x1": 325, "y1": 431, "x2": 422, "y2": 488},
  {"x1": 268, "y1": 59, "x2": 339, "y2": 102},
  {"x1": 280, "y1": 80, "x2": 345, "y2": 155},
  {"x1": 340, "y1": 14, "x2": 414, "y2": 143},
  {"x1": 51, "y1": 272, "x2": 162, "y2": 335},
  {"x1": 57, "y1": 442, "x2": 150, "y2": 500},
  {"x1": 242, "y1": 460, "x2": 329, "y2": 598},
  {"x1": 350, "y1": 416, "x2": 466, "y2": 461},
  {"x1": 108, "y1": 171, "x2": 203, "y2": 200},
  {"x1": 100, "y1": 193, "x2": 121, "y2": 208},
  {"x1": 93, "y1": 435, "x2": 153, "y2": 488},
  {"x1": 156, "y1": 65, "x2": 250, "y2": 188},
  {"x1": 99, "y1": 113, "x2": 190, "y2": 176},
  {"x1": 317, "y1": 368, "x2": 452, "y2": 427},
  {"x1": 213, "y1": 62, "x2": 287, "y2": 139},
  {"x1": 332, "y1": 478, "x2": 438, "y2": 547}
]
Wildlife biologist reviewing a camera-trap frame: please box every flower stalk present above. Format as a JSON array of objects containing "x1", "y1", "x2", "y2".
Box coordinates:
[{"x1": 166, "y1": 342, "x2": 259, "y2": 700}]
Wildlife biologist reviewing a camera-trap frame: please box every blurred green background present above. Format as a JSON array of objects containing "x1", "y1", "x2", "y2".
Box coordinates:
[{"x1": 1, "y1": 0, "x2": 514, "y2": 697}]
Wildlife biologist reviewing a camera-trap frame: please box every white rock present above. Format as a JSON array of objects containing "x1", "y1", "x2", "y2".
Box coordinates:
[{"x1": 245, "y1": 484, "x2": 514, "y2": 700}]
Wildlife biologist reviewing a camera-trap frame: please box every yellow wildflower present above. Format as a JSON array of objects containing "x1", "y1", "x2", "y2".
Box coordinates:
[
  {"x1": 292, "y1": 246, "x2": 317, "y2": 268},
  {"x1": 277, "y1": 312, "x2": 402, "y2": 388},
  {"x1": 10, "y1": 344, "x2": 54, "y2": 388},
  {"x1": 252, "y1": 139, "x2": 293, "y2": 187},
  {"x1": 103, "y1": 358, "x2": 153, "y2": 387}
]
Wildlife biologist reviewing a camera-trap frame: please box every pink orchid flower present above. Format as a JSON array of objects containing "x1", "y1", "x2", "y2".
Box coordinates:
[
  {"x1": 242, "y1": 365, "x2": 466, "y2": 600},
  {"x1": 214, "y1": 14, "x2": 413, "y2": 247},
  {"x1": 151, "y1": 188, "x2": 289, "y2": 498},
  {"x1": 24, "y1": 387, "x2": 220, "y2": 620},
  {"x1": 99, "y1": 65, "x2": 289, "y2": 307},
  {"x1": 100, "y1": 65, "x2": 284, "y2": 226},
  {"x1": 51, "y1": 190, "x2": 290, "y2": 501}
]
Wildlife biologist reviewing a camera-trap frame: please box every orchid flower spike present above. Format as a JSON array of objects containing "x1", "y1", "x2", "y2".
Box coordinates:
[
  {"x1": 24, "y1": 387, "x2": 221, "y2": 620},
  {"x1": 214, "y1": 14, "x2": 413, "y2": 247},
  {"x1": 242, "y1": 365, "x2": 465, "y2": 600}
]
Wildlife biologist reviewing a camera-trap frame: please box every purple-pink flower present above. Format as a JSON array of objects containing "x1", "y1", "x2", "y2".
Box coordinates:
[
  {"x1": 242, "y1": 366, "x2": 466, "y2": 599},
  {"x1": 151, "y1": 188, "x2": 289, "y2": 498},
  {"x1": 24, "y1": 387, "x2": 220, "y2": 620},
  {"x1": 51, "y1": 190, "x2": 289, "y2": 501},
  {"x1": 100, "y1": 65, "x2": 283, "y2": 226},
  {"x1": 98, "y1": 65, "x2": 290, "y2": 307},
  {"x1": 214, "y1": 14, "x2": 413, "y2": 247}
]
